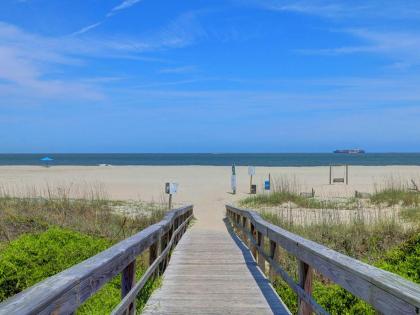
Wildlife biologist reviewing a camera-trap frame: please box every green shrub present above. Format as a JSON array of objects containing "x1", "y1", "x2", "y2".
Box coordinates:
[
  {"x1": 376, "y1": 232, "x2": 420, "y2": 283},
  {"x1": 0, "y1": 227, "x2": 163, "y2": 314},
  {"x1": 78, "y1": 271, "x2": 161, "y2": 314},
  {"x1": 0, "y1": 228, "x2": 111, "y2": 302},
  {"x1": 312, "y1": 282, "x2": 373, "y2": 315}
]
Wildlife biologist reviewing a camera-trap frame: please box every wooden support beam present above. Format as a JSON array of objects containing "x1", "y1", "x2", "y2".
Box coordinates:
[
  {"x1": 269, "y1": 240, "x2": 278, "y2": 282},
  {"x1": 257, "y1": 232, "x2": 265, "y2": 274},
  {"x1": 241, "y1": 216, "x2": 247, "y2": 243},
  {"x1": 250, "y1": 223, "x2": 257, "y2": 260},
  {"x1": 298, "y1": 260, "x2": 313, "y2": 315},
  {"x1": 121, "y1": 260, "x2": 136, "y2": 315}
]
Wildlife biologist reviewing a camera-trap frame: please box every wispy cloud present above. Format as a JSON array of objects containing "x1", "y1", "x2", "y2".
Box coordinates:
[
  {"x1": 297, "y1": 28, "x2": 420, "y2": 67},
  {"x1": 238, "y1": 1, "x2": 420, "y2": 68},
  {"x1": 237, "y1": 0, "x2": 420, "y2": 20},
  {"x1": 158, "y1": 66, "x2": 197, "y2": 74},
  {"x1": 73, "y1": 0, "x2": 144, "y2": 35},
  {"x1": 71, "y1": 22, "x2": 103, "y2": 36},
  {"x1": 0, "y1": 12, "x2": 205, "y2": 102},
  {"x1": 107, "y1": 0, "x2": 143, "y2": 17}
]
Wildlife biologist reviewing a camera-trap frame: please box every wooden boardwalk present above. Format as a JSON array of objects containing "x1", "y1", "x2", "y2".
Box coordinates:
[
  {"x1": 142, "y1": 222, "x2": 290, "y2": 315},
  {"x1": 2, "y1": 204, "x2": 419, "y2": 314}
]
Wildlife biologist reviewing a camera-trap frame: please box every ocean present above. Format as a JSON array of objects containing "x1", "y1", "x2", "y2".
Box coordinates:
[{"x1": 0, "y1": 153, "x2": 419, "y2": 166}]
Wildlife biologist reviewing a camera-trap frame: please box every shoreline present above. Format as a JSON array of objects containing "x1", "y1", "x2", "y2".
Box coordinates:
[{"x1": 1, "y1": 164, "x2": 420, "y2": 167}]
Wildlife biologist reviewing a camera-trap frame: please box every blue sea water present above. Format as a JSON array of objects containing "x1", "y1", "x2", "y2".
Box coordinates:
[{"x1": 0, "y1": 153, "x2": 419, "y2": 166}]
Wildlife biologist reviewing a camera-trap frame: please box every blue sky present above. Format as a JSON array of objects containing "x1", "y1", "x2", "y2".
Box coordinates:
[{"x1": 1, "y1": 0, "x2": 420, "y2": 152}]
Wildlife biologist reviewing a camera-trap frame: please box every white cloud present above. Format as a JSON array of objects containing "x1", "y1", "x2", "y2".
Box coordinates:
[
  {"x1": 296, "y1": 28, "x2": 420, "y2": 67},
  {"x1": 158, "y1": 66, "x2": 196, "y2": 74},
  {"x1": 71, "y1": 22, "x2": 103, "y2": 36},
  {"x1": 237, "y1": 0, "x2": 420, "y2": 20},
  {"x1": 0, "y1": 13, "x2": 205, "y2": 102},
  {"x1": 73, "y1": 0, "x2": 143, "y2": 35},
  {"x1": 107, "y1": 0, "x2": 143, "y2": 17}
]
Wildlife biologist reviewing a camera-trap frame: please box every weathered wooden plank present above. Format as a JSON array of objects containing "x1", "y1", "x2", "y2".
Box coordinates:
[
  {"x1": 142, "y1": 227, "x2": 291, "y2": 315},
  {"x1": 226, "y1": 205, "x2": 420, "y2": 315}
]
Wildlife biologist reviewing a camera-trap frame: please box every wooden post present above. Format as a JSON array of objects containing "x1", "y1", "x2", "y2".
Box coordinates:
[
  {"x1": 298, "y1": 260, "x2": 313, "y2": 315},
  {"x1": 329, "y1": 165, "x2": 332, "y2": 185},
  {"x1": 250, "y1": 175, "x2": 253, "y2": 193},
  {"x1": 121, "y1": 260, "x2": 136, "y2": 315},
  {"x1": 346, "y1": 164, "x2": 349, "y2": 185},
  {"x1": 257, "y1": 232, "x2": 265, "y2": 274},
  {"x1": 269, "y1": 240, "x2": 277, "y2": 282},
  {"x1": 149, "y1": 236, "x2": 161, "y2": 276},
  {"x1": 250, "y1": 223, "x2": 257, "y2": 260},
  {"x1": 241, "y1": 216, "x2": 247, "y2": 242},
  {"x1": 168, "y1": 194, "x2": 172, "y2": 209},
  {"x1": 269, "y1": 173, "x2": 271, "y2": 191}
]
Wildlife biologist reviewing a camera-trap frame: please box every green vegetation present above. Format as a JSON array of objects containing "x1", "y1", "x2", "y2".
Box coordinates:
[
  {"x1": 262, "y1": 211, "x2": 412, "y2": 262},
  {"x1": 239, "y1": 177, "x2": 356, "y2": 210},
  {"x1": 377, "y1": 232, "x2": 420, "y2": 283},
  {"x1": 0, "y1": 192, "x2": 165, "y2": 242},
  {"x1": 370, "y1": 189, "x2": 420, "y2": 207},
  {"x1": 240, "y1": 177, "x2": 420, "y2": 314},
  {"x1": 263, "y1": 211, "x2": 420, "y2": 314},
  {"x1": 239, "y1": 191, "x2": 333, "y2": 209},
  {"x1": 400, "y1": 207, "x2": 420, "y2": 222},
  {"x1": 0, "y1": 228, "x2": 110, "y2": 302},
  {"x1": 273, "y1": 278, "x2": 374, "y2": 315},
  {"x1": 0, "y1": 188, "x2": 167, "y2": 313}
]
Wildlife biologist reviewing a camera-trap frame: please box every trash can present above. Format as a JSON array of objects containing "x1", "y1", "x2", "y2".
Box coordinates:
[{"x1": 250, "y1": 184, "x2": 257, "y2": 194}]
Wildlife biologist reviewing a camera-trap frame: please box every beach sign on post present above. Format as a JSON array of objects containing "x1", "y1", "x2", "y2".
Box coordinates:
[
  {"x1": 165, "y1": 182, "x2": 178, "y2": 209},
  {"x1": 264, "y1": 173, "x2": 271, "y2": 191},
  {"x1": 248, "y1": 166, "x2": 256, "y2": 194}
]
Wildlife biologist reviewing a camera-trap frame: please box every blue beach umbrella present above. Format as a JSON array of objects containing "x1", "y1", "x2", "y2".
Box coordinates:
[{"x1": 40, "y1": 156, "x2": 53, "y2": 167}]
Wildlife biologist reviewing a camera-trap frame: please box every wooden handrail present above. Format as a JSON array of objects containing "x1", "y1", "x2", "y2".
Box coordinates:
[
  {"x1": 226, "y1": 205, "x2": 420, "y2": 315},
  {"x1": 0, "y1": 205, "x2": 194, "y2": 315}
]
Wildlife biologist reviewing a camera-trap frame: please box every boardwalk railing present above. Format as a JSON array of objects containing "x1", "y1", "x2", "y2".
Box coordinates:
[
  {"x1": 226, "y1": 205, "x2": 420, "y2": 315},
  {"x1": 0, "y1": 205, "x2": 193, "y2": 315}
]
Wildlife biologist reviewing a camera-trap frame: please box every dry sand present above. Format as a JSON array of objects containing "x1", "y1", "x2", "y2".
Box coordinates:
[{"x1": 1, "y1": 165, "x2": 419, "y2": 230}]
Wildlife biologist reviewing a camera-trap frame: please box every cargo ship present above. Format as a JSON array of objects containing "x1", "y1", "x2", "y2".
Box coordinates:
[{"x1": 333, "y1": 149, "x2": 365, "y2": 154}]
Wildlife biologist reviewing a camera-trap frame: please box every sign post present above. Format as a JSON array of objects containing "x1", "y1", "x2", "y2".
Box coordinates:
[
  {"x1": 231, "y1": 164, "x2": 237, "y2": 194},
  {"x1": 248, "y1": 166, "x2": 256, "y2": 194},
  {"x1": 165, "y1": 182, "x2": 178, "y2": 209}
]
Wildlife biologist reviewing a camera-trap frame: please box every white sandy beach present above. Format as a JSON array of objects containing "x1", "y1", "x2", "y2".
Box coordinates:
[{"x1": 1, "y1": 165, "x2": 419, "y2": 229}]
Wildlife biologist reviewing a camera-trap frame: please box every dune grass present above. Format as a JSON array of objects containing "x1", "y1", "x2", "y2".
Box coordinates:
[
  {"x1": 0, "y1": 185, "x2": 167, "y2": 313},
  {"x1": 238, "y1": 176, "x2": 420, "y2": 314},
  {"x1": 370, "y1": 189, "x2": 420, "y2": 206},
  {"x1": 239, "y1": 176, "x2": 358, "y2": 210},
  {"x1": 0, "y1": 186, "x2": 166, "y2": 243}
]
